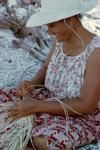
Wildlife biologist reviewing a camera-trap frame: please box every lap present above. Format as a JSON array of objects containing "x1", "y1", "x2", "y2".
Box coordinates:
[
  {"x1": 0, "y1": 88, "x2": 16, "y2": 103},
  {"x1": 0, "y1": 88, "x2": 99, "y2": 149},
  {"x1": 32, "y1": 113, "x2": 99, "y2": 149}
]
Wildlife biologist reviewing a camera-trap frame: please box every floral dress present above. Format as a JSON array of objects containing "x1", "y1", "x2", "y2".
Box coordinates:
[
  {"x1": 32, "y1": 35, "x2": 100, "y2": 149},
  {"x1": 0, "y1": 36, "x2": 100, "y2": 149}
]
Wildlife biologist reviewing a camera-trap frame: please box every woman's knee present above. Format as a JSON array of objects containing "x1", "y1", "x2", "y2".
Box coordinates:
[{"x1": 33, "y1": 136, "x2": 47, "y2": 150}]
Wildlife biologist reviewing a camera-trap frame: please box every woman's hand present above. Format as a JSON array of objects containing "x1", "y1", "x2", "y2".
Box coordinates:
[
  {"x1": 16, "y1": 80, "x2": 35, "y2": 98},
  {"x1": 8, "y1": 95, "x2": 39, "y2": 120}
]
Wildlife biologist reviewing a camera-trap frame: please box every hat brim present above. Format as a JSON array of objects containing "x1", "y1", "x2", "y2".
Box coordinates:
[{"x1": 26, "y1": 10, "x2": 82, "y2": 27}]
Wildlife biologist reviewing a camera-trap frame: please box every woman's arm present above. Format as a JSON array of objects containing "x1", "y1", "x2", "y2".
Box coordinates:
[
  {"x1": 10, "y1": 48, "x2": 100, "y2": 118},
  {"x1": 16, "y1": 40, "x2": 56, "y2": 97},
  {"x1": 31, "y1": 40, "x2": 56, "y2": 85},
  {"x1": 35, "y1": 48, "x2": 100, "y2": 116}
]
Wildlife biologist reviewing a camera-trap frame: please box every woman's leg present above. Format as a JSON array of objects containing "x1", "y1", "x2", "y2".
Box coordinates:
[
  {"x1": 33, "y1": 136, "x2": 47, "y2": 150},
  {"x1": 31, "y1": 114, "x2": 98, "y2": 150}
]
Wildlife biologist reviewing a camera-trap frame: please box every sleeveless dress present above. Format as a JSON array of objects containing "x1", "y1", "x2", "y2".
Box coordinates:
[
  {"x1": 31, "y1": 35, "x2": 100, "y2": 149},
  {"x1": 0, "y1": 35, "x2": 100, "y2": 149}
]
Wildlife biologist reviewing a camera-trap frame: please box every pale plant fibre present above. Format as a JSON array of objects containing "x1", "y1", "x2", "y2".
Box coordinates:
[{"x1": 0, "y1": 102, "x2": 33, "y2": 150}]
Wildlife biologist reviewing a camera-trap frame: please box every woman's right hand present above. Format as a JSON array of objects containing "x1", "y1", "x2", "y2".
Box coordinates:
[{"x1": 16, "y1": 80, "x2": 34, "y2": 98}]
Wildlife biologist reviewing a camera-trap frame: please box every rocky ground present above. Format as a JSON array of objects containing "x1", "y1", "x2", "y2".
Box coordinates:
[{"x1": 0, "y1": 0, "x2": 53, "y2": 88}]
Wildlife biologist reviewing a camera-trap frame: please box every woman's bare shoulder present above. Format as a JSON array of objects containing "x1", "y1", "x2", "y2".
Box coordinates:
[
  {"x1": 88, "y1": 47, "x2": 100, "y2": 65},
  {"x1": 80, "y1": 48, "x2": 100, "y2": 111}
]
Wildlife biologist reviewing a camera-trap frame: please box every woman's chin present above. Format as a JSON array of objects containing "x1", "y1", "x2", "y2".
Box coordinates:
[
  {"x1": 56, "y1": 38, "x2": 63, "y2": 42},
  {"x1": 56, "y1": 35, "x2": 65, "y2": 42}
]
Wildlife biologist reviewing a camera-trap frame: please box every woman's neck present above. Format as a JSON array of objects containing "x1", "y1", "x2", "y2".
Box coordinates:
[{"x1": 63, "y1": 26, "x2": 95, "y2": 56}]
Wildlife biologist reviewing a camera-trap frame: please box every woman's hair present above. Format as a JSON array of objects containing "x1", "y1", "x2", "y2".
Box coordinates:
[{"x1": 75, "y1": 14, "x2": 83, "y2": 20}]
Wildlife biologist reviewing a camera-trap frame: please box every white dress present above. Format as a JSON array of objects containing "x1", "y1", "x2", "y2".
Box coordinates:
[{"x1": 32, "y1": 35, "x2": 100, "y2": 149}]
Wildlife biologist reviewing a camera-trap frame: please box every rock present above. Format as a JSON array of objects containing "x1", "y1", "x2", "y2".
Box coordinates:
[{"x1": 7, "y1": 0, "x2": 17, "y2": 7}]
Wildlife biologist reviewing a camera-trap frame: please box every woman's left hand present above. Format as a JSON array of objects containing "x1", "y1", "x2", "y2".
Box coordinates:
[{"x1": 8, "y1": 95, "x2": 39, "y2": 120}]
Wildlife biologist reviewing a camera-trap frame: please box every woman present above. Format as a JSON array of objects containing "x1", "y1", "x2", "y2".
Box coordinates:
[{"x1": 3, "y1": 0, "x2": 100, "y2": 149}]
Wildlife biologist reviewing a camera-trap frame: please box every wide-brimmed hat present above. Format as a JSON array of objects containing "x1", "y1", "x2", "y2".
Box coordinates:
[{"x1": 26, "y1": 0, "x2": 97, "y2": 27}]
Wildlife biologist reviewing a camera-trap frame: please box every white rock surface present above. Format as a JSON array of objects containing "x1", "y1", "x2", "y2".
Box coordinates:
[
  {"x1": 0, "y1": 29, "x2": 42, "y2": 87},
  {"x1": 82, "y1": 0, "x2": 100, "y2": 35},
  {"x1": 7, "y1": 0, "x2": 17, "y2": 7}
]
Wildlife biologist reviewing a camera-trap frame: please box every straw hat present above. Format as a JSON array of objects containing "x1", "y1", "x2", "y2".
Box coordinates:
[{"x1": 26, "y1": 0, "x2": 97, "y2": 27}]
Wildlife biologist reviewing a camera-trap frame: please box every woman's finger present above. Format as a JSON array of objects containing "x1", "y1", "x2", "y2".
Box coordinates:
[
  {"x1": 10, "y1": 114, "x2": 22, "y2": 122},
  {"x1": 16, "y1": 87, "x2": 23, "y2": 98}
]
